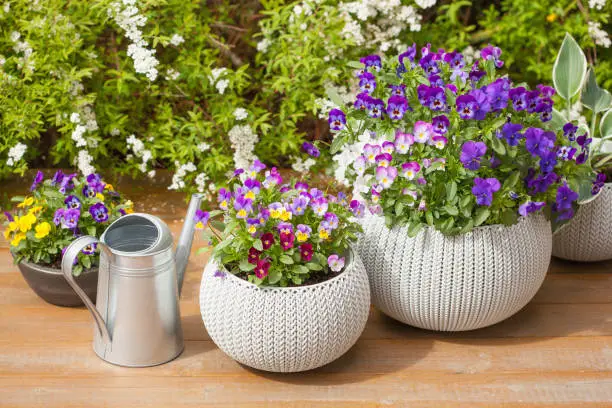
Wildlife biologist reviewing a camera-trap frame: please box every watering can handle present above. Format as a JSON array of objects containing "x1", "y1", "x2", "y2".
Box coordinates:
[{"x1": 61, "y1": 236, "x2": 111, "y2": 345}]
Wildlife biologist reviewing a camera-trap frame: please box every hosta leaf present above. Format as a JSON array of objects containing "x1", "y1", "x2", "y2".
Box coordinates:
[
  {"x1": 548, "y1": 108, "x2": 567, "y2": 132},
  {"x1": 581, "y1": 69, "x2": 612, "y2": 113},
  {"x1": 553, "y1": 33, "x2": 587, "y2": 101},
  {"x1": 325, "y1": 86, "x2": 345, "y2": 107},
  {"x1": 600, "y1": 109, "x2": 612, "y2": 138}
]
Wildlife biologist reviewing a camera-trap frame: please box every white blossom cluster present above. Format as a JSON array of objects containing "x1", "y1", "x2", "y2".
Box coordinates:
[
  {"x1": 333, "y1": 131, "x2": 385, "y2": 197},
  {"x1": 69, "y1": 107, "x2": 99, "y2": 148},
  {"x1": 10, "y1": 31, "x2": 35, "y2": 72},
  {"x1": 169, "y1": 33, "x2": 185, "y2": 46},
  {"x1": 209, "y1": 67, "x2": 229, "y2": 94},
  {"x1": 588, "y1": 21, "x2": 611, "y2": 48},
  {"x1": 462, "y1": 45, "x2": 480, "y2": 65},
  {"x1": 228, "y1": 124, "x2": 259, "y2": 170},
  {"x1": 169, "y1": 162, "x2": 196, "y2": 190},
  {"x1": 6, "y1": 142, "x2": 27, "y2": 167},
  {"x1": 588, "y1": 0, "x2": 606, "y2": 10},
  {"x1": 165, "y1": 68, "x2": 180, "y2": 81},
  {"x1": 291, "y1": 156, "x2": 316, "y2": 173},
  {"x1": 338, "y1": 0, "x2": 434, "y2": 53},
  {"x1": 314, "y1": 81, "x2": 355, "y2": 118},
  {"x1": 76, "y1": 150, "x2": 96, "y2": 176},
  {"x1": 126, "y1": 134, "x2": 154, "y2": 175},
  {"x1": 233, "y1": 107, "x2": 249, "y2": 121},
  {"x1": 109, "y1": 0, "x2": 159, "y2": 81},
  {"x1": 197, "y1": 142, "x2": 211, "y2": 152},
  {"x1": 194, "y1": 172, "x2": 209, "y2": 193}
]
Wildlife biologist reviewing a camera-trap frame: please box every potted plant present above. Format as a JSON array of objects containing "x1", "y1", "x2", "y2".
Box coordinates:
[
  {"x1": 197, "y1": 161, "x2": 370, "y2": 372},
  {"x1": 2, "y1": 171, "x2": 132, "y2": 306},
  {"x1": 548, "y1": 34, "x2": 612, "y2": 262},
  {"x1": 327, "y1": 43, "x2": 593, "y2": 331}
]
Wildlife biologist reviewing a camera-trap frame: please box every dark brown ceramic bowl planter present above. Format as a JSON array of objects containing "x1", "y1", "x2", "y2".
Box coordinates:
[{"x1": 17, "y1": 261, "x2": 98, "y2": 307}]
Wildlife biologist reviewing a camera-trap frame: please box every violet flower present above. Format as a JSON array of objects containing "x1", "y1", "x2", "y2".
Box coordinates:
[
  {"x1": 89, "y1": 203, "x2": 109, "y2": 223},
  {"x1": 328, "y1": 109, "x2": 346, "y2": 132},
  {"x1": 327, "y1": 254, "x2": 345, "y2": 272},
  {"x1": 472, "y1": 177, "x2": 501, "y2": 206},
  {"x1": 460, "y1": 141, "x2": 487, "y2": 170},
  {"x1": 30, "y1": 171, "x2": 44, "y2": 191}
]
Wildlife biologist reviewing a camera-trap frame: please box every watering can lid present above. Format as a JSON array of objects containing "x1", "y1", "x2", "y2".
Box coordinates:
[{"x1": 100, "y1": 213, "x2": 173, "y2": 255}]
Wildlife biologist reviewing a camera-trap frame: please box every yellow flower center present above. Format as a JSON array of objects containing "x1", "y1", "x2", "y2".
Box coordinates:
[
  {"x1": 319, "y1": 229, "x2": 329, "y2": 240},
  {"x1": 245, "y1": 191, "x2": 255, "y2": 200},
  {"x1": 237, "y1": 209, "x2": 247, "y2": 218}
]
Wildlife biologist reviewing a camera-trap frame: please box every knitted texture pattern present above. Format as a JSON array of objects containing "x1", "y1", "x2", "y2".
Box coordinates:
[
  {"x1": 552, "y1": 183, "x2": 612, "y2": 262},
  {"x1": 199, "y1": 251, "x2": 371, "y2": 373},
  {"x1": 357, "y1": 214, "x2": 551, "y2": 331}
]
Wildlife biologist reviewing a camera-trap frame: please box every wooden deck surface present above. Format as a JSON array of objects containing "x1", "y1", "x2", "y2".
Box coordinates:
[{"x1": 1, "y1": 174, "x2": 611, "y2": 407}]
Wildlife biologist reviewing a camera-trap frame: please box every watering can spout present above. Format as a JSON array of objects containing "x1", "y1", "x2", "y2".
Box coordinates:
[{"x1": 175, "y1": 193, "x2": 205, "y2": 295}]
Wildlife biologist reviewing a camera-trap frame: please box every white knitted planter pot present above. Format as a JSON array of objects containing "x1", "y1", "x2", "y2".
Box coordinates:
[
  {"x1": 199, "y1": 251, "x2": 370, "y2": 372},
  {"x1": 357, "y1": 214, "x2": 551, "y2": 331},
  {"x1": 552, "y1": 183, "x2": 612, "y2": 262}
]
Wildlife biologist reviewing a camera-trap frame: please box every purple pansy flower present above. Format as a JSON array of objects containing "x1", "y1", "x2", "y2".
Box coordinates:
[
  {"x1": 518, "y1": 201, "x2": 546, "y2": 217},
  {"x1": 254, "y1": 259, "x2": 270, "y2": 279},
  {"x1": 360, "y1": 54, "x2": 382, "y2": 71},
  {"x1": 525, "y1": 127, "x2": 555, "y2": 157},
  {"x1": 264, "y1": 167, "x2": 283, "y2": 187},
  {"x1": 576, "y1": 134, "x2": 592, "y2": 148},
  {"x1": 290, "y1": 195, "x2": 310, "y2": 215},
  {"x1": 295, "y1": 224, "x2": 312, "y2": 242},
  {"x1": 526, "y1": 90, "x2": 541, "y2": 113},
  {"x1": 563, "y1": 123, "x2": 578, "y2": 141},
  {"x1": 234, "y1": 195, "x2": 253, "y2": 219},
  {"x1": 386, "y1": 95, "x2": 409, "y2": 120},
  {"x1": 375, "y1": 153, "x2": 392, "y2": 168},
  {"x1": 363, "y1": 144, "x2": 381, "y2": 163},
  {"x1": 324, "y1": 212, "x2": 339, "y2": 229},
  {"x1": 426, "y1": 87, "x2": 446, "y2": 111},
  {"x1": 64, "y1": 195, "x2": 81, "y2": 210},
  {"x1": 401, "y1": 162, "x2": 421, "y2": 180},
  {"x1": 366, "y1": 98, "x2": 385, "y2": 119},
  {"x1": 432, "y1": 115, "x2": 449, "y2": 134},
  {"x1": 444, "y1": 51, "x2": 465, "y2": 70},
  {"x1": 472, "y1": 177, "x2": 501, "y2": 206},
  {"x1": 89, "y1": 203, "x2": 109, "y2": 223},
  {"x1": 557, "y1": 146, "x2": 577, "y2": 161},
  {"x1": 509, "y1": 87, "x2": 527, "y2": 111},
  {"x1": 399, "y1": 44, "x2": 417, "y2": 67},
  {"x1": 381, "y1": 141, "x2": 395, "y2": 154},
  {"x1": 419, "y1": 53, "x2": 439, "y2": 75},
  {"x1": 354, "y1": 92, "x2": 371, "y2": 110},
  {"x1": 61, "y1": 208, "x2": 81, "y2": 229},
  {"x1": 432, "y1": 135, "x2": 448, "y2": 149},
  {"x1": 456, "y1": 94, "x2": 477, "y2": 119},
  {"x1": 358, "y1": 72, "x2": 376, "y2": 94},
  {"x1": 539, "y1": 150, "x2": 558, "y2": 173},
  {"x1": 555, "y1": 183, "x2": 579, "y2": 211},
  {"x1": 195, "y1": 210, "x2": 210, "y2": 230},
  {"x1": 51, "y1": 170, "x2": 64, "y2": 186},
  {"x1": 349, "y1": 200, "x2": 366, "y2": 218},
  {"x1": 460, "y1": 141, "x2": 487, "y2": 170},
  {"x1": 481, "y1": 44, "x2": 503, "y2": 68},
  {"x1": 30, "y1": 171, "x2": 44, "y2": 191},
  {"x1": 389, "y1": 84, "x2": 406, "y2": 96},
  {"x1": 592, "y1": 173, "x2": 607, "y2": 195},
  {"x1": 501, "y1": 123, "x2": 524, "y2": 147},
  {"x1": 302, "y1": 142, "x2": 321, "y2": 158},
  {"x1": 299, "y1": 243, "x2": 313, "y2": 261},
  {"x1": 53, "y1": 208, "x2": 65, "y2": 226},
  {"x1": 413, "y1": 121, "x2": 432, "y2": 144},
  {"x1": 311, "y1": 197, "x2": 328, "y2": 216},
  {"x1": 328, "y1": 109, "x2": 346, "y2": 132},
  {"x1": 82, "y1": 242, "x2": 97, "y2": 255},
  {"x1": 218, "y1": 188, "x2": 231, "y2": 210}
]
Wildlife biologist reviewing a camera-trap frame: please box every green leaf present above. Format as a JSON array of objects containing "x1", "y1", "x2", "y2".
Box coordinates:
[
  {"x1": 395, "y1": 201, "x2": 404, "y2": 216},
  {"x1": 446, "y1": 181, "x2": 457, "y2": 202},
  {"x1": 491, "y1": 136, "x2": 506, "y2": 156},
  {"x1": 347, "y1": 61, "x2": 364, "y2": 69},
  {"x1": 73, "y1": 265, "x2": 83, "y2": 277},
  {"x1": 252, "y1": 239, "x2": 263, "y2": 252},
  {"x1": 459, "y1": 195, "x2": 472, "y2": 208},
  {"x1": 601, "y1": 109, "x2": 612, "y2": 138},
  {"x1": 306, "y1": 262, "x2": 323, "y2": 271},
  {"x1": 87, "y1": 226, "x2": 96, "y2": 237},
  {"x1": 268, "y1": 270, "x2": 282, "y2": 285},
  {"x1": 82, "y1": 256, "x2": 92, "y2": 269},
  {"x1": 553, "y1": 33, "x2": 587, "y2": 101},
  {"x1": 330, "y1": 133, "x2": 349, "y2": 154},
  {"x1": 425, "y1": 211, "x2": 434, "y2": 226},
  {"x1": 581, "y1": 69, "x2": 612, "y2": 113},
  {"x1": 325, "y1": 86, "x2": 345, "y2": 107},
  {"x1": 292, "y1": 265, "x2": 309, "y2": 274},
  {"x1": 210, "y1": 219, "x2": 225, "y2": 232},
  {"x1": 503, "y1": 171, "x2": 520, "y2": 189},
  {"x1": 548, "y1": 108, "x2": 567, "y2": 132},
  {"x1": 474, "y1": 208, "x2": 490, "y2": 226},
  {"x1": 442, "y1": 205, "x2": 459, "y2": 216},
  {"x1": 280, "y1": 255, "x2": 294, "y2": 265},
  {"x1": 407, "y1": 221, "x2": 422, "y2": 237},
  {"x1": 239, "y1": 259, "x2": 256, "y2": 272}
]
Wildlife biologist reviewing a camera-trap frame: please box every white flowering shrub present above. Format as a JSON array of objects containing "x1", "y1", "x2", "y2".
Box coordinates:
[{"x1": 0, "y1": 0, "x2": 610, "y2": 191}]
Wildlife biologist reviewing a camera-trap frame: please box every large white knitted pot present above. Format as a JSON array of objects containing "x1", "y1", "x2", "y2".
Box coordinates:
[
  {"x1": 357, "y1": 214, "x2": 551, "y2": 331},
  {"x1": 199, "y1": 251, "x2": 370, "y2": 372},
  {"x1": 552, "y1": 183, "x2": 612, "y2": 262}
]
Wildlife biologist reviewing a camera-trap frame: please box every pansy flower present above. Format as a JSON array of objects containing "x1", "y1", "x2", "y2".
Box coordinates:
[
  {"x1": 366, "y1": 98, "x2": 385, "y2": 119},
  {"x1": 30, "y1": 171, "x2": 44, "y2": 192},
  {"x1": 525, "y1": 90, "x2": 541, "y2": 113},
  {"x1": 386, "y1": 95, "x2": 409, "y2": 120},
  {"x1": 525, "y1": 127, "x2": 555, "y2": 157},
  {"x1": 299, "y1": 243, "x2": 313, "y2": 261},
  {"x1": 363, "y1": 144, "x2": 381, "y2": 163},
  {"x1": 389, "y1": 84, "x2": 406, "y2": 96},
  {"x1": 302, "y1": 142, "x2": 321, "y2": 157},
  {"x1": 51, "y1": 170, "x2": 65, "y2": 186},
  {"x1": 243, "y1": 179, "x2": 261, "y2": 200},
  {"x1": 501, "y1": 123, "x2": 524, "y2": 146},
  {"x1": 234, "y1": 195, "x2": 253, "y2": 219},
  {"x1": 318, "y1": 222, "x2": 332, "y2": 240},
  {"x1": 456, "y1": 94, "x2": 477, "y2": 119},
  {"x1": 432, "y1": 135, "x2": 448, "y2": 150},
  {"x1": 295, "y1": 181, "x2": 309, "y2": 191},
  {"x1": 413, "y1": 121, "x2": 432, "y2": 144},
  {"x1": 349, "y1": 200, "x2": 366, "y2": 218},
  {"x1": 328, "y1": 254, "x2": 345, "y2": 272},
  {"x1": 324, "y1": 212, "x2": 339, "y2": 229},
  {"x1": 60, "y1": 208, "x2": 80, "y2": 229},
  {"x1": 254, "y1": 259, "x2": 270, "y2": 279},
  {"x1": 82, "y1": 243, "x2": 97, "y2": 256},
  {"x1": 358, "y1": 72, "x2": 376, "y2": 94},
  {"x1": 353, "y1": 156, "x2": 367, "y2": 175},
  {"x1": 518, "y1": 201, "x2": 546, "y2": 217},
  {"x1": 557, "y1": 145, "x2": 577, "y2": 161},
  {"x1": 295, "y1": 224, "x2": 312, "y2": 242},
  {"x1": 246, "y1": 218, "x2": 260, "y2": 235},
  {"x1": 509, "y1": 87, "x2": 527, "y2": 111},
  {"x1": 248, "y1": 247, "x2": 261, "y2": 264},
  {"x1": 290, "y1": 195, "x2": 310, "y2": 215},
  {"x1": 279, "y1": 231, "x2": 295, "y2": 250},
  {"x1": 375, "y1": 153, "x2": 392, "y2": 167},
  {"x1": 460, "y1": 141, "x2": 487, "y2": 170},
  {"x1": 53, "y1": 208, "x2": 65, "y2": 226},
  {"x1": 261, "y1": 232, "x2": 275, "y2": 250},
  {"x1": 472, "y1": 177, "x2": 501, "y2": 206},
  {"x1": 64, "y1": 195, "x2": 81, "y2": 210},
  {"x1": 426, "y1": 87, "x2": 446, "y2": 111},
  {"x1": 248, "y1": 160, "x2": 266, "y2": 178},
  {"x1": 555, "y1": 183, "x2": 578, "y2": 211},
  {"x1": 89, "y1": 203, "x2": 109, "y2": 223},
  {"x1": 398, "y1": 43, "x2": 417, "y2": 67},
  {"x1": 328, "y1": 109, "x2": 346, "y2": 132},
  {"x1": 419, "y1": 53, "x2": 439, "y2": 75},
  {"x1": 563, "y1": 123, "x2": 578, "y2": 141},
  {"x1": 539, "y1": 150, "x2": 558, "y2": 173},
  {"x1": 311, "y1": 197, "x2": 328, "y2": 217},
  {"x1": 444, "y1": 51, "x2": 465, "y2": 70},
  {"x1": 354, "y1": 92, "x2": 371, "y2": 110},
  {"x1": 481, "y1": 44, "x2": 503, "y2": 68},
  {"x1": 432, "y1": 115, "x2": 449, "y2": 134},
  {"x1": 217, "y1": 188, "x2": 231, "y2": 210},
  {"x1": 394, "y1": 132, "x2": 414, "y2": 154},
  {"x1": 194, "y1": 209, "x2": 210, "y2": 229},
  {"x1": 401, "y1": 162, "x2": 421, "y2": 180},
  {"x1": 360, "y1": 54, "x2": 382, "y2": 71},
  {"x1": 376, "y1": 166, "x2": 398, "y2": 189},
  {"x1": 576, "y1": 134, "x2": 592, "y2": 148}
]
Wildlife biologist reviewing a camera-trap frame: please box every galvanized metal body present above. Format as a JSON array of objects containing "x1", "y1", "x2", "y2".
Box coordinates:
[{"x1": 61, "y1": 195, "x2": 203, "y2": 367}]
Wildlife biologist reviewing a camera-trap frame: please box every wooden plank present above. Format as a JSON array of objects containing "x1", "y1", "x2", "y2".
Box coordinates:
[
  {"x1": 1, "y1": 373, "x2": 611, "y2": 407},
  {"x1": 1, "y1": 337, "x2": 611, "y2": 378}
]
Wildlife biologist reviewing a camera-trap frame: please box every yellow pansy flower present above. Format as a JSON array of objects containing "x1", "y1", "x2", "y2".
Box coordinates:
[
  {"x1": 96, "y1": 193, "x2": 105, "y2": 202},
  {"x1": 3, "y1": 228, "x2": 11, "y2": 240},
  {"x1": 34, "y1": 222, "x2": 51, "y2": 239},
  {"x1": 17, "y1": 197, "x2": 34, "y2": 208},
  {"x1": 10, "y1": 232, "x2": 26, "y2": 247},
  {"x1": 546, "y1": 13, "x2": 557, "y2": 23},
  {"x1": 18, "y1": 213, "x2": 37, "y2": 232},
  {"x1": 105, "y1": 184, "x2": 114, "y2": 191},
  {"x1": 7, "y1": 220, "x2": 18, "y2": 232},
  {"x1": 124, "y1": 200, "x2": 134, "y2": 214},
  {"x1": 29, "y1": 206, "x2": 43, "y2": 214}
]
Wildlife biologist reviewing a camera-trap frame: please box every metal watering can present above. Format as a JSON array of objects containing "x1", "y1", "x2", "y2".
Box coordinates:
[{"x1": 61, "y1": 194, "x2": 204, "y2": 367}]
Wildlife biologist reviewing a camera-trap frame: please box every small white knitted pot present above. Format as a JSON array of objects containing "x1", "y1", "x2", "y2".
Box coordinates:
[
  {"x1": 199, "y1": 251, "x2": 370, "y2": 372},
  {"x1": 552, "y1": 183, "x2": 612, "y2": 262},
  {"x1": 357, "y1": 214, "x2": 551, "y2": 331}
]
